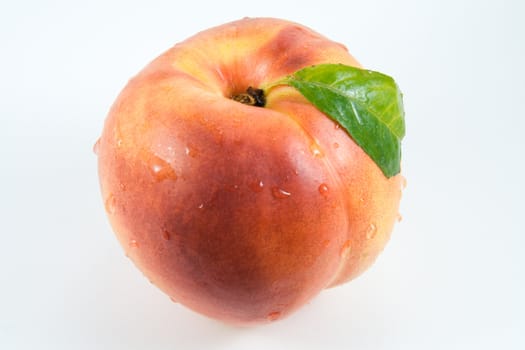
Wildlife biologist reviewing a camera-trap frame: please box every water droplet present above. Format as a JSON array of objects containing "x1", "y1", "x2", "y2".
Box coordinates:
[
  {"x1": 105, "y1": 194, "x2": 116, "y2": 214},
  {"x1": 271, "y1": 187, "x2": 291, "y2": 199},
  {"x1": 162, "y1": 230, "x2": 171, "y2": 240},
  {"x1": 340, "y1": 240, "x2": 352, "y2": 258},
  {"x1": 248, "y1": 180, "x2": 264, "y2": 193},
  {"x1": 267, "y1": 311, "x2": 281, "y2": 321},
  {"x1": 333, "y1": 142, "x2": 340, "y2": 149},
  {"x1": 318, "y1": 183, "x2": 329, "y2": 195},
  {"x1": 334, "y1": 123, "x2": 341, "y2": 130},
  {"x1": 310, "y1": 143, "x2": 324, "y2": 158},
  {"x1": 226, "y1": 184, "x2": 240, "y2": 192},
  {"x1": 150, "y1": 156, "x2": 177, "y2": 182},
  {"x1": 185, "y1": 146, "x2": 198, "y2": 158},
  {"x1": 129, "y1": 239, "x2": 139, "y2": 248},
  {"x1": 92, "y1": 138, "x2": 100, "y2": 155},
  {"x1": 360, "y1": 252, "x2": 371, "y2": 261},
  {"x1": 335, "y1": 41, "x2": 349, "y2": 51},
  {"x1": 198, "y1": 203, "x2": 204, "y2": 209},
  {"x1": 365, "y1": 223, "x2": 377, "y2": 240}
]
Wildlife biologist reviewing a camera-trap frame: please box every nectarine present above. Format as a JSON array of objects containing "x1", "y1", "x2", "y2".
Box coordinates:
[{"x1": 96, "y1": 17, "x2": 404, "y2": 325}]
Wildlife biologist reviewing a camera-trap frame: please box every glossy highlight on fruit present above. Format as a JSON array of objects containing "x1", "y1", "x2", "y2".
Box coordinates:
[{"x1": 97, "y1": 17, "x2": 404, "y2": 325}]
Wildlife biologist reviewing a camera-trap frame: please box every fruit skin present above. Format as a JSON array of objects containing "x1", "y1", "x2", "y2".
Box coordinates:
[{"x1": 97, "y1": 17, "x2": 402, "y2": 325}]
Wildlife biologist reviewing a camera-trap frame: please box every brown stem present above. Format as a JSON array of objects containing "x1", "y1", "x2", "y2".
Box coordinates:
[{"x1": 231, "y1": 87, "x2": 266, "y2": 107}]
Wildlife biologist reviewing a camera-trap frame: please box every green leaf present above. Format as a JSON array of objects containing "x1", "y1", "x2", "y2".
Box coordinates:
[{"x1": 285, "y1": 64, "x2": 405, "y2": 178}]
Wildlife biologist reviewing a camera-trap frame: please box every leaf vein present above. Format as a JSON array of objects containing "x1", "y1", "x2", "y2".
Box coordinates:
[{"x1": 295, "y1": 80, "x2": 400, "y2": 140}]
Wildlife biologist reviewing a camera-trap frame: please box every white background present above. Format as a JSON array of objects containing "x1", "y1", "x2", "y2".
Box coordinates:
[{"x1": 1, "y1": 0, "x2": 524, "y2": 349}]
